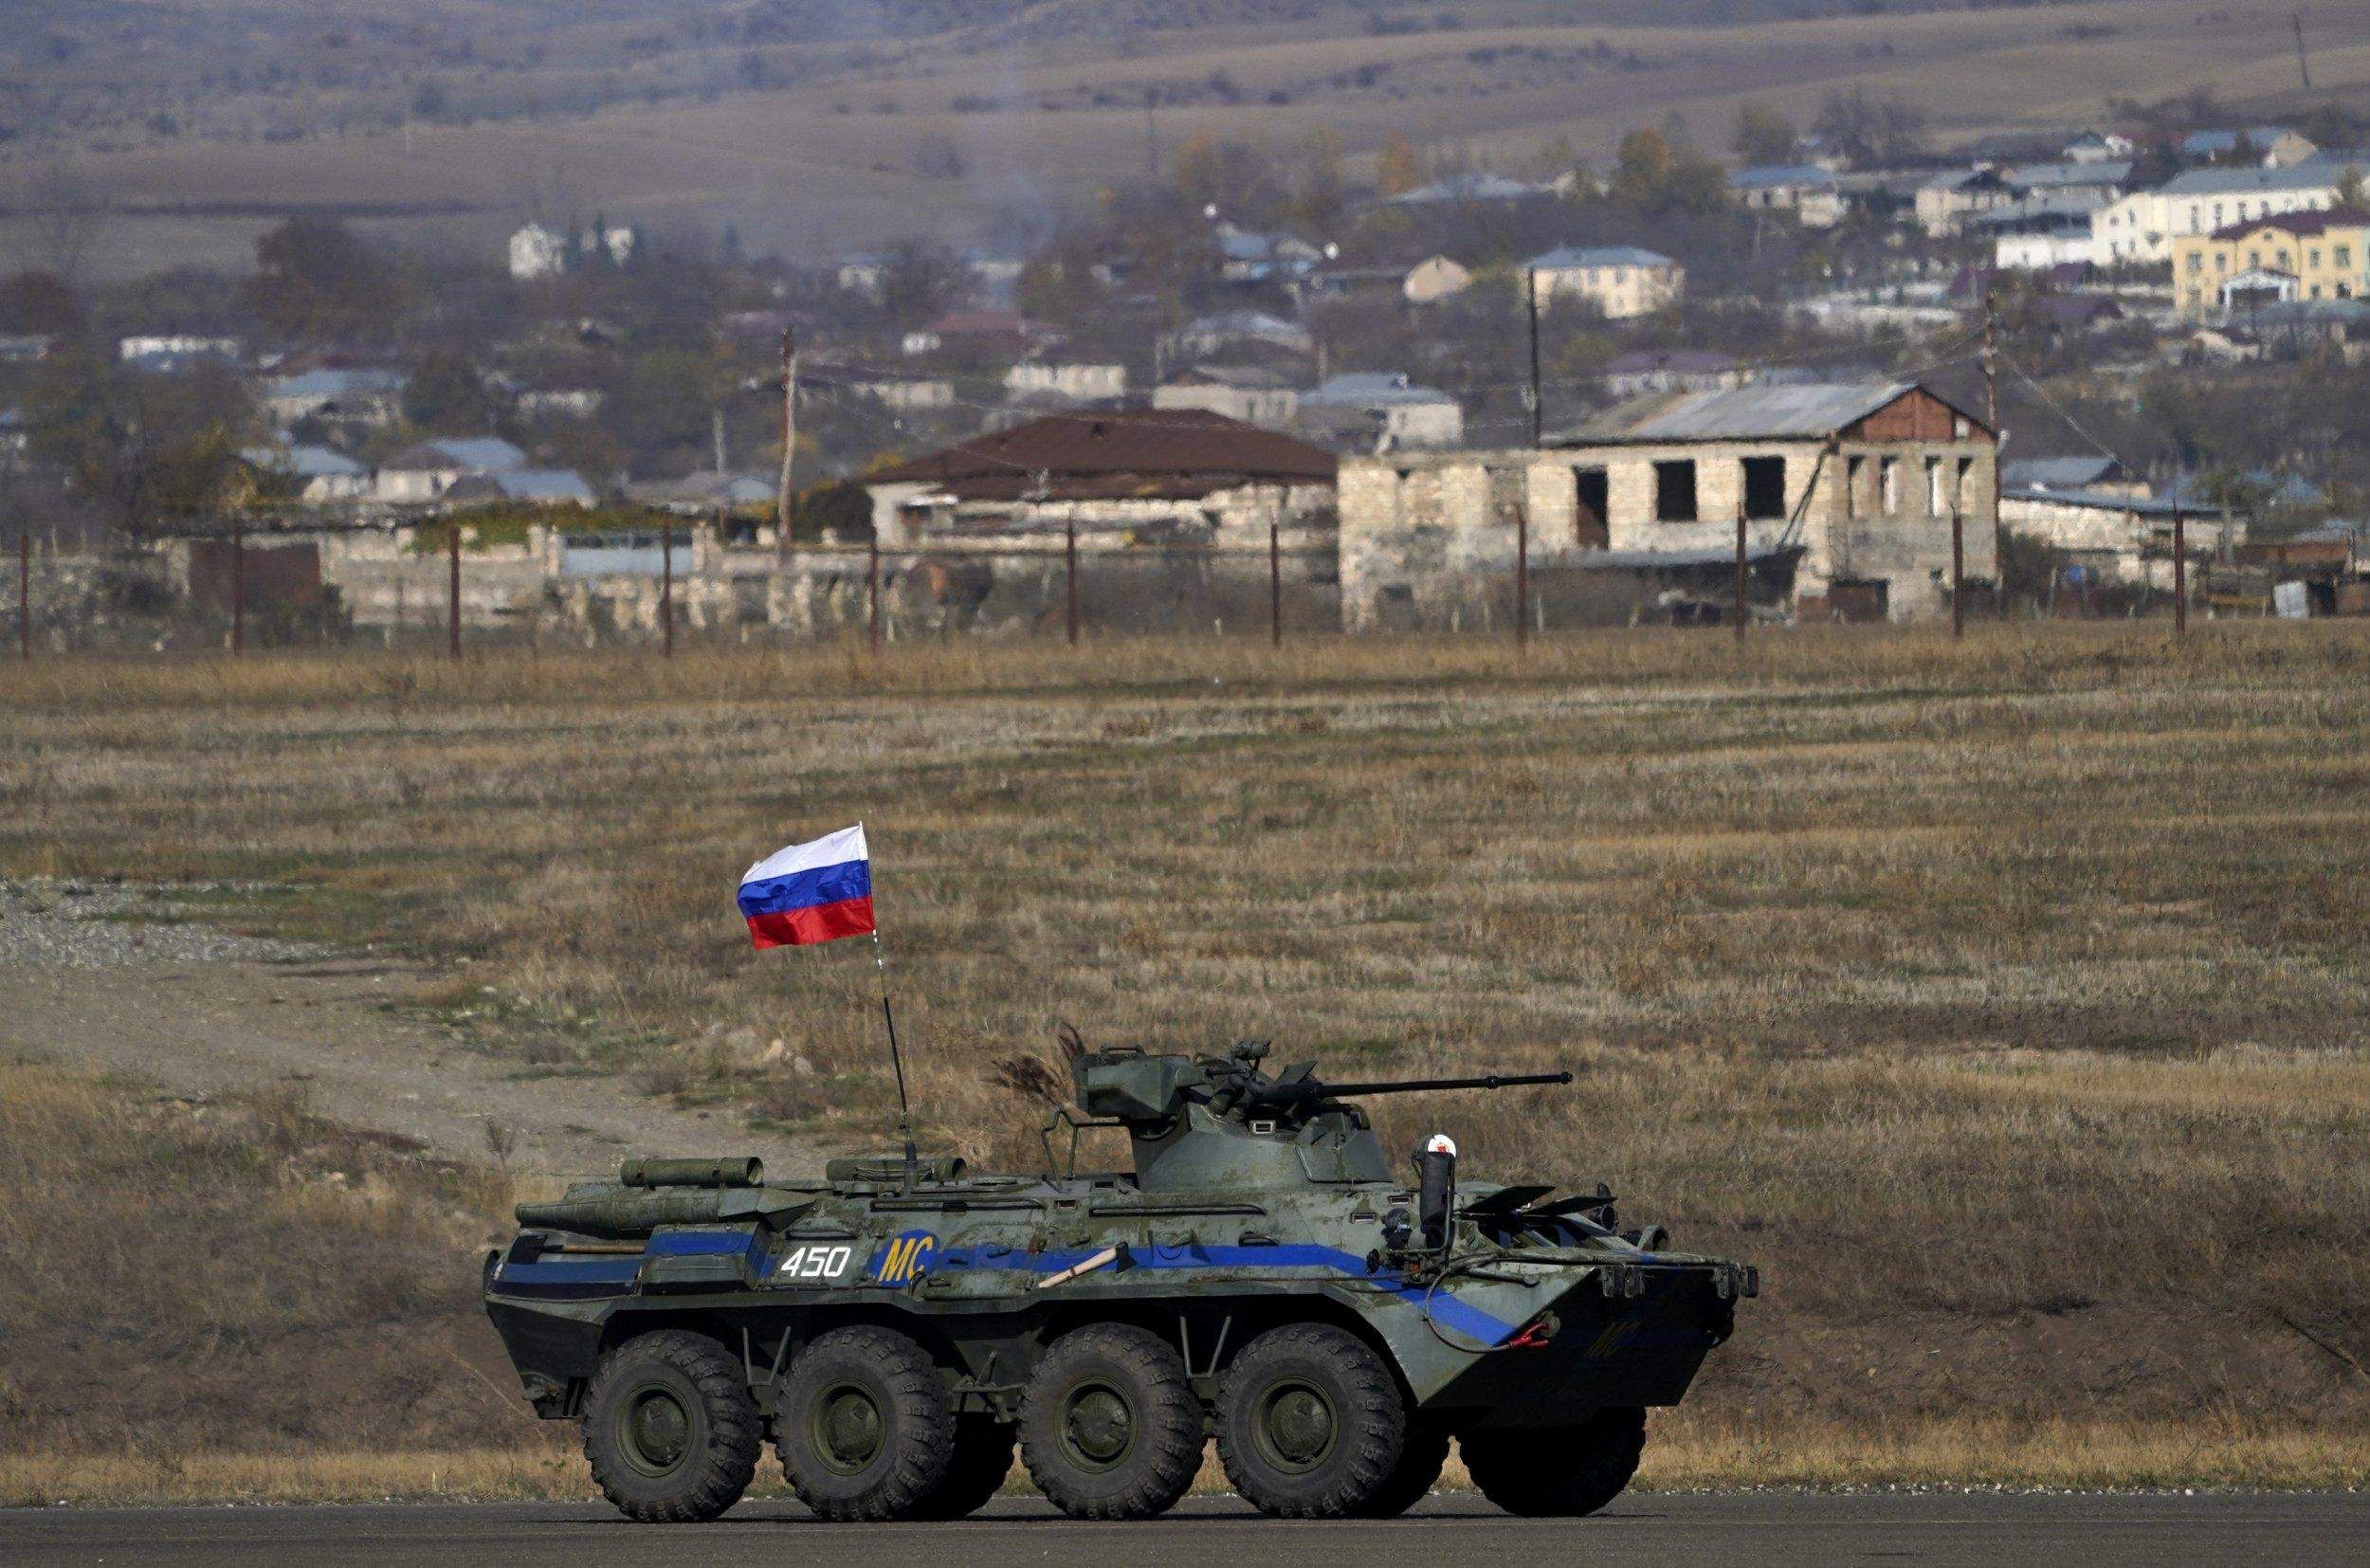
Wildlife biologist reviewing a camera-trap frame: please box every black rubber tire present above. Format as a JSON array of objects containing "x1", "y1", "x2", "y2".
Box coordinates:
[
  {"x1": 1354, "y1": 1418, "x2": 1449, "y2": 1518},
  {"x1": 917, "y1": 1414, "x2": 1016, "y2": 1520},
  {"x1": 1214, "y1": 1322, "x2": 1406, "y2": 1519},
  {"x1": 1019, "y1": 1322, "x2": 1204, "y2": 1520},
  {"x1": 775, "y1": 1325, "x2": 957, "y2": 1522},
  {"x1": 580, "y1": 1329, "x2": 763, "y2": 1523},
  {"x1": 1461, "y1": 1406, "x2": 1647, "y2": 1518}
]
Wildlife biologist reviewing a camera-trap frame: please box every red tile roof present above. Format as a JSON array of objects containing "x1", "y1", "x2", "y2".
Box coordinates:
[{"x1": 868, "y1": 409, "x2": 1337, "y2": 501}]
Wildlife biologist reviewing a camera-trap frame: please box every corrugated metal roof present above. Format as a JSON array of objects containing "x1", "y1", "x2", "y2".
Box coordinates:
[
  {"x1": 1549, "y1": 381, "x2": 1930, "y2": 445},
  {"x1": 1304, "y1": 373, "x2": 1455, "y2": 407},
  {"x1": 867, "y1": 409, "x2": 1336, "y2": 494},
  {"x1": 1528, "y1": 245, "x2": 1674, "y2": 271},
  {"x1": 1730, "y1": 164, "x2": 1836, "y2": 190},
  {"x1": 2003, "y1": 456, "x2": 2126, "y2": 491},
  {"x1": 497, "y1": 468, "x2": 595, "y2": 503},
  {"x1": 2159, "y1": 163, "x2": 2342, "y2": 196}
]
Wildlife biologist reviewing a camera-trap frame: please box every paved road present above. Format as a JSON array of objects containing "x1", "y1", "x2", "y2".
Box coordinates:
[{"x1": 5, "y1": 1492, "x2": 2365, "y2": 1567}]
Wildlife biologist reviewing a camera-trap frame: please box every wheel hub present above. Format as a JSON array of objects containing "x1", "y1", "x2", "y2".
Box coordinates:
[
  {"x1": 817, "y1": 1385, "x2": 885, "y2": 1473},
  {"x1": 1062, "y1": 1382, "x2": 1135, "y2": 1469},
  {"x1": 1259, "y1": 1383, "x2": 1337, "y2": 1470},
  {"x1": 622, "y1": 1387, "x2": 691, "y2": 1474}
]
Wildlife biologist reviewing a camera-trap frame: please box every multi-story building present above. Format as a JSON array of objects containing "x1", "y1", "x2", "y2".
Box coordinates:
[
  {"x1": 1522, "y1": 246, "x2": 1684, "y2": 319},
  {"x1": 2093, "y1": 162, "x2": 2349, "y2": 265},
  {"x1": 2171, "y1": 208, "x2": 2370, "y2": 319}
]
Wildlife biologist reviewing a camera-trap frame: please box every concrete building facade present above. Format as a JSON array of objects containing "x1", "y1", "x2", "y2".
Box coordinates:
[
  {"x1": 2172, "y1": 208, "x2": 2370, "y2": 318},
  {"x1": 1339, "y1": 382, "x2": 1996, "y2": 629}
]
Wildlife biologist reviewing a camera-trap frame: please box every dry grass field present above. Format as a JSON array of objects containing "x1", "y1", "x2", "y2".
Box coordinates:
[
  {"x1": 5, "y1": 624, "x2": 2370, "y2": 1497},
  {"x1": 14, "y1": 0, "x2": 2370, "y2": 273}
]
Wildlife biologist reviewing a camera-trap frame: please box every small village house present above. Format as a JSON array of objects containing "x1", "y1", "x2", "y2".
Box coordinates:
[
  {"x1": 1297, "y1": 374, "x2": 1463, "y2": 451},
  {"x1": 2179, "y1": 127, "x2": 2318, "y2": 169},
  {"x1": 1152, "y1": 366, "x2": 1300, "y2": 429},
  {"x1": 1728, "y1": 165, "x2": 1847, "y2": 228},
  {"x1": 1402, "y1": 256, "x2": 1473, "y2": 305},
  {"x1": 1601, "y1": 350, "x2": 1749, "y2": 400},
  {"x1": 1523, "y1": 246, "x2": 1684, "y2": 319}
]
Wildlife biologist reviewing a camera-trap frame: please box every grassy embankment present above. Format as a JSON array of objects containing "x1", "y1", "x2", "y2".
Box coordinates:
[{"x1": 5, "y1": 625, "x2": 2370, "y2": 1499}]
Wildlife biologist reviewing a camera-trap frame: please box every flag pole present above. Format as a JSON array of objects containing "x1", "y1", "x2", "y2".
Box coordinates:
[
  {"x1": 861, "y1": 821, "x2": 920, "y2": 1188},
  {"x1": 870, "y1": 929, "x2": 919, "y2": 1185}
]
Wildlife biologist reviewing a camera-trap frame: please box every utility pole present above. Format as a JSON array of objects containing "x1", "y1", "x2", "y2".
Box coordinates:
[
  {"x1": 1144, "y1": 88, "x2": 1159, "y2": 183},
  {"x1": 775, "y1": 327, "x2": 797, "y2": 564},
  {"x1": 1525, "y1": 268, "x2": 1543, "y2": 446},
  {"x1": 1982, "y1": 293, "x2": 2002, "y2": 621},
  {"x1": 17, "y1": 531, "x2": 28, "y2": 662},
  {"x1": 712, "y1": 408, "x2": 729, "y2": 538},
  {"x1": 2293, "y1": 11, "x2": 2313, "y2": 92}
]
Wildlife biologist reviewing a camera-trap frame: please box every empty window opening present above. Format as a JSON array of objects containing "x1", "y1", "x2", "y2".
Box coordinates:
[
  {"x1": 1573, "y1": 466, "x2": 1609, "y2": 548},
  {"x1": 1924, "y1": 457, "x2": 1944, "y2": 515},
  {"x1": 1741, "y1": 456, "x2": 1787, "y2": 521},
  {"x1": 1653, "y1": 460, "x2": 1698, "y2": 523},
  {"x1": 1880, "y1": 457, "x2": 1900, "y2": 513},
  {"x1": 1956, "y1": 457, "x2": 1977, "y2": 514},
  {"x1": 1846, "y1": 455, "x2": 1866, "y2": 519}
]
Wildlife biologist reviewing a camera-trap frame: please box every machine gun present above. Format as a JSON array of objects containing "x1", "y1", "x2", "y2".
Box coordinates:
[{"x1": 1074, "y1": 1038, "x2": 1572, "y2": 1129}]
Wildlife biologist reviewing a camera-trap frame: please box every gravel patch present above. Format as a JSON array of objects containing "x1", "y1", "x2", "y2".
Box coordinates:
[{"x1": 0, "y1": 879, "x2": 323, "y2": 970}]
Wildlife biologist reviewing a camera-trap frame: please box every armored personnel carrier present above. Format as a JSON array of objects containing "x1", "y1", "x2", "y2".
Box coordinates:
[{"x1": 483, "y1": 1040, "x2": 1755, "y2": 1522}]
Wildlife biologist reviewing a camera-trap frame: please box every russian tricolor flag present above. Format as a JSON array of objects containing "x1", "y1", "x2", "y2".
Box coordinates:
[{"x1": 738, "y1": 826, "x2": 876, "y2": 949}]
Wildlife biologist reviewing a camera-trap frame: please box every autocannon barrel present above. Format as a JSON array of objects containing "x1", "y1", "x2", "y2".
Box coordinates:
[{"x1": 1259, "y1": 1069, "x2": 1575, "y2": 1103}]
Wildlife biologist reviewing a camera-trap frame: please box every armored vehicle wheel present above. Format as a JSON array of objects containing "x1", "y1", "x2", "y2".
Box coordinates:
[
  {"x1": 1019, "y1": 1322, "x2": 1203, "y2": 1520},
  {"x1": 1215, "y1": 1322, "x2": 1406, "y2": 1519},
  {"x1": 1353, "y1": 1418, "x2": 1449, "y2": 1518},
  {"x1": 917, "y1": 1414, "x2": 1016, "y2": 1520},
  {"x1": 581, "y1": 1329, "x2": 763, "y2": 1522},
  {"x1": 1462, "y1": 1406, "x2": 1646, "y2": 1518},
  {"x1": 776, "y1": 1325, "x2": 956, "y2": 1522}
]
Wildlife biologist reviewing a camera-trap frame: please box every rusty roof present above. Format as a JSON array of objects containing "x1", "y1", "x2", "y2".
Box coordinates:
[{"x1": 868, "y1": 409, "x2": 1337, "y2": 498}]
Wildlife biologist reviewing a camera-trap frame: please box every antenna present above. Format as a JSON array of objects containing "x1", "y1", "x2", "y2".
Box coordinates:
[{"x1": 2293, "y1": 11, "x2": 2313, "y2": 93}]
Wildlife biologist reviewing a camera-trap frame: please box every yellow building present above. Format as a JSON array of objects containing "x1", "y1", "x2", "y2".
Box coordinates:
[{"x1": 2174, "y1": 208, "x2": 2370, "y2": 319}]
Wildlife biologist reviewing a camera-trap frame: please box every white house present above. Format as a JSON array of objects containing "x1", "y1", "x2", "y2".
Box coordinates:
[
  {"x1": 1298, "y1": 373, "x2": 1463, "y2": 450},
  {"x1": 1524, "y1": 246, "x2": 1684, "y2": 319},
  {"x1": 1152, "y1": 366, "x2": 1300, "y2": 429},
  {"x1": 242, "y1": 444, "x2": 372, "y2": 503},
  {"x1": 374, "y1": 436, "x2": 531, "y2": 503},
  {"x1": 261, "y1": 367, "x2": 406, "y2": 425},
  {"x1": 1402, "y1": 255, "x2": 1472, "y2": 305}
]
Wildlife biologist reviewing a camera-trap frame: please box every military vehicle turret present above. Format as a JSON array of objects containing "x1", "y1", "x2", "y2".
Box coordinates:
[{"x1": 483, "y1": 1039, "x2": 1755, "y2": 1522}]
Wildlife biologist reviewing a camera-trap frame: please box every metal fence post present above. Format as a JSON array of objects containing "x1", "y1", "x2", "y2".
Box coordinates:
[
  {"x1": 231, "y1": 517, "x2": 246, "y2": 657},
  {"x1": 867, "y1": 531, "x2": 881, "y2": 653},
  {"x1": 2173, "y1": 506, "x2": 2188, "y2": 639},
  {"x1": 660, "y1": 517, "x2": 674, "y2": 659},
  {"x1": 1268, "y1": 521, "x2": 1282, "y2": 648},
  {"x1": 1733, "y1": 504, "x2": 1748, "y2": 645},
  {"x1": 1515, "y1": 503, "x2": 1530, "y2": 649},
  {"x1": 1950, "y1": 505, "x2": 1964, "y2": 641},
  {"x1": 1065, "y1": 522, "x2": 1079, "y2": 647},
  {"x1": 447, "y1": 519, "x2": 462, "y2": 661}
]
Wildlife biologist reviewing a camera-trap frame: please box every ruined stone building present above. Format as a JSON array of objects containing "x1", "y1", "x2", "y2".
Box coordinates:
[{"x1": 1339, "y1": 381, "x2": 1997, "y2": 629}]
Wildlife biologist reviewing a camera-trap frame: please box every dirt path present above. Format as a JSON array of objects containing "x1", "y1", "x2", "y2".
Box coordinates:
[{"x1": 0, "y1": 881, "x2": 818, "y2": 1181}]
